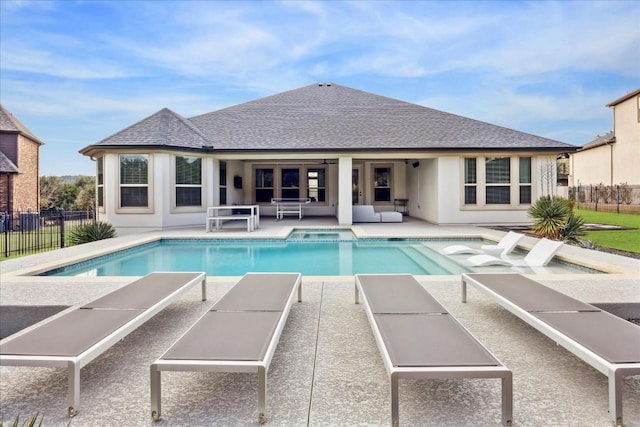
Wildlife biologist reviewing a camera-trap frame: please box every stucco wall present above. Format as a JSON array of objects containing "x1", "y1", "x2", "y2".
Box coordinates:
[{"x1": 570, "y1": 93, "x2": 640, "y2": 186}]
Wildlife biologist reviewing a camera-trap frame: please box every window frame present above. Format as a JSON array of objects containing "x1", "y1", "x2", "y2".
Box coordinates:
[
  {"x1": 372, "y1": 164, "x2": 393, "y2": 204},
  {"x1": 96, "y1": 157, "x2": 105, "y2": 212},
  {"x1": 461, "y1": 155, "x2": 535, "y2": 210},
  {"x1": 117, "y1": 153, "x2": 153, "y2": 213},
  {"x1": 173, "y1": 155, "x2": 203, "y2": 211}
]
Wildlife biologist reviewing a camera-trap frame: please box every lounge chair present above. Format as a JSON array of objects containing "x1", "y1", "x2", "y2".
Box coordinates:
[
  {"x1": 150, "y1": 272, "x2": 302, "y2": 424},
  {"x1": 464, "y1": 238, "x2": 563, "y2": 267},
  {"x1": 0, "y1": 272, "x2": 207, "y2": 417},
  {"x1": 441, "y1": 231, "x2": 524, "y2": 255},
  {"x1": 355, "y1": 274, "x2": 513, "y2": 426},
  {"x1": 461, "y1": 273, "x2": 640, "y2": 427}
]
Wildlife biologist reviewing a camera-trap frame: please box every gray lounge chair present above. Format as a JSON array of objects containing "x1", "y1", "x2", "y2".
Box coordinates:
[
  {"x1": 355, "y1": 274, "x2": 513, "y2": 426},
  {"x1": 150, "y1": 272, "x2": 302, "y2": 424},
  {"x1": 0, "y1": 272, "x2": 207, "y2": 417},
  {"x1": 461, "y1": 273, "x2": 640, "y2": 427}
]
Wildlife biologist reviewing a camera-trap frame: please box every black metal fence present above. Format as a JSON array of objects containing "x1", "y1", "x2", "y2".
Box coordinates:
[
  {"x1": 0, "y1": 210, "x2": 95, "y2": 258},
  {"x1": 568, "y1": 184, "x2": 640, "y2": 214}
]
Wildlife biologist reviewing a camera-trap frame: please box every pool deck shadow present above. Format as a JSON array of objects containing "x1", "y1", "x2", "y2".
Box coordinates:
[{"x1": 1, "y1": 218, "x2": 639, "y2": 426}]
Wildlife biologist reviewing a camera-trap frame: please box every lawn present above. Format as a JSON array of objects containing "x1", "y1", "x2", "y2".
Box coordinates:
[{"x1": 574, "y1": 209, "x2": 640, "y2": 254}]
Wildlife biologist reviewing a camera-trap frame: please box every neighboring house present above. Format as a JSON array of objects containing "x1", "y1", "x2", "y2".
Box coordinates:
[
  {"x1": 0, "y1": 105, "x2": 44, "y2": 212},
  {"x1": 570, "y1": 88, "x2": 640, "y2": 187},
  {"x1": 80, "y1": 83, "x2": 575, "y2": 231}
]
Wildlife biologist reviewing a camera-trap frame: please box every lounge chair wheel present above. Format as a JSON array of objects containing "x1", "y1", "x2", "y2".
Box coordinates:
[
  {"x1": 259, "y1": 412, "x2": 266, "y2": 424},
  {"x1": 151, "y1": 410, "x2": 160, "y2": 422},
  {"x1": 68, "y1": 407, "x2": 77, "y2": 418}
]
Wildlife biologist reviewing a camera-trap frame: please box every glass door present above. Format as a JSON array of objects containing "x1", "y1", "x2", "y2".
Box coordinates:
[{"x1": 352, "y1": 166, "x2": 363, "y2": 204}]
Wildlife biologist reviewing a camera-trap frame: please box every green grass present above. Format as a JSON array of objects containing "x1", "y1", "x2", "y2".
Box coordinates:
[{"x1": 574, "y1": 209, "x2": 640, "y2": 254}]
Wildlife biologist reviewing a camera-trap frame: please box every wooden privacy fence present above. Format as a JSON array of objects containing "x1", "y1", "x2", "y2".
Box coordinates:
[{"x1": 0, "y1": 210, "x2": 95, "y2": 258}]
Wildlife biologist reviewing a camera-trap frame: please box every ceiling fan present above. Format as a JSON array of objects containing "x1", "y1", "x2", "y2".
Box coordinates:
[{"x1": 318, "y1": 159, "x2": 337, "y2": 165}]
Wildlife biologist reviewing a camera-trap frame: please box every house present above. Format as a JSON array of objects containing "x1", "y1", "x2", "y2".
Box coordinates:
[
  {"x1": 569, "y1": 88, "x2": 640, "y2": 188},
  {"x1": 0, "y1": 105, "x2": 44, "y2": 213},
  {"x1": 79, "y1": 83, "x2": 576, "y2": 231}
]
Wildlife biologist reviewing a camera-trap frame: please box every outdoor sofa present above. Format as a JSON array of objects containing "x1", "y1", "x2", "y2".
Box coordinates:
[
  {"x1": 0, "y1": 271, "x2": 207, "y2": 417},
  {"x1": 355, "y1": 274, "x2": 513, "y2": 426},
  {"x1": 150, "y1": 272, "x2": 302, "y2": 424},
  {"x1": 461, "y1": 273, "x2": 640, "y2": 427},
  {"x1": 352, "y1": 205, "x2": 403, "y2": 223}
]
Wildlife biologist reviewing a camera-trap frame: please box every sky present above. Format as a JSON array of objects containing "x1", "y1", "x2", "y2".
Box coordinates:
[{"x1": 1, "y1": 0, "x2": 639, "y2": 177}]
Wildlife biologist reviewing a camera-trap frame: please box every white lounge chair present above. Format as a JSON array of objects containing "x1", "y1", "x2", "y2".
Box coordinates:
[
  {"x1": 441, "y1": 231, "x2": 524, "y2": 255},
  {"x1": 464, "y1": 238, "x2": 563, "y2": 267}
]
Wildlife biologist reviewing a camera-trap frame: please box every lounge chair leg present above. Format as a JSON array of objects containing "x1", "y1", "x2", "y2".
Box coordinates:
[
  {"x1": 201, "y1": 276, "x2": 208, "y2": 301},
  {"x1": 67, "y1": 361, "x2": 79, "y2": 417},
  {"x1": 298, "y1": 282, "x2": 302, "y2": 303},
  {"x1": 150, "y1": 364, "x2": 162, "y2": 422},
  {"x1": 461, "y1": 279, "x2": 467, "y2": 303},
  {"x1": 258, "y1": 366, "x2": 267, "y2": 424},
  {"x1": 354, "y1": 285, "x2": 359, "y2": 304},
  {"x1": 608, "y1": 369, "x2": 623, "y2": 427},
  {"x1": 390, "y1": 372, "x2": 399, "y2": 427},
  {"x1": 501, "y1": 371, "x2": 513, "y2": 426}
]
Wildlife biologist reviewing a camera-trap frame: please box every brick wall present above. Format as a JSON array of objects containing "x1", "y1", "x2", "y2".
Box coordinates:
[
  {"x1": 0, "y1": 174, "x2": 10, "y2": 211},
  {"x1": 11, "y1": 135, "x2": 40, "y2": 211}
]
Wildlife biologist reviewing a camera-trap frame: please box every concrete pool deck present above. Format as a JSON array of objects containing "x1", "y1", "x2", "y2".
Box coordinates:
[{"x1": 1, "y1": 217, "x2": 639, "y2": 426}]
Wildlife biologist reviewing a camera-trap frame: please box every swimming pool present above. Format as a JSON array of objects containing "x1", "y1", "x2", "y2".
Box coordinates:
[{"x1": 41, "y1": 232, "x2": 600, "y2": 277}]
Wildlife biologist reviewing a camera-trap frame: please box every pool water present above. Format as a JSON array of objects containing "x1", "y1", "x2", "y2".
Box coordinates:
[
  {"x1": 41, "y1": 235, "x2": 600, "y2": 277},
  {"x1": 43, "y1": 238, "x2": 466, "y2": 276}
]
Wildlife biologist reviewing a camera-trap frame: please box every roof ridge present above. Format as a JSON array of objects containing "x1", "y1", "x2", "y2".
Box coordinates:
[{"x1": 0, "y1": 104, "x2": 45, "y2": 145}]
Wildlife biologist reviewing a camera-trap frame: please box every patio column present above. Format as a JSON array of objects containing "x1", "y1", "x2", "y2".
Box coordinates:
[{"x1": 337, "y1": 157, "x2": 352, "y2": 225}]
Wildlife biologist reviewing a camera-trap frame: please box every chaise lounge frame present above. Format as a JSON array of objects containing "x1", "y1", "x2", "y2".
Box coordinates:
[
  {"x1": 0, "y1": 271, "x2": 207, "y2": 417},
  {"x1": 355, "y1": 274, "x2": 513, "y2": 426},
  {"x1": 461, "y1": 273, "x2": 640, "y2": 427},
  {"x1": 150, "y1": 272, "x2": 302, "y2": 424}
]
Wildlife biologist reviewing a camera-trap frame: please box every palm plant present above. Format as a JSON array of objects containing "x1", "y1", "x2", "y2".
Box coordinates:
[
  {"x1": 528, "y1": 195, "x2": 572, "y2": 240},
  {"x1": 560, "y1": 213, "x2": 586, "y2": 244},
  {"x1": 68, "y1": 221, "x2": 117, "y2": 245}
]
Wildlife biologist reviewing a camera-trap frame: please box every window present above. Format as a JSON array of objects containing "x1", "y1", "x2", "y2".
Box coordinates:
[
  {"x1": 464, "y1": 158, "x2": 476, "y2": 205},
  {"x1": 307, "y1": 168, "x2": 326, "y2": 202},
  {"x1": 175, "y1": 156, "x2": 202, "y2": 207},
  {"x1": 219, "y1": 161, "x2": 227, "y2": 205},
  {"x1": 373, "y1": 166, "x2": 391, "y2": 202},
  {"x1": 281, "y1": 168, "x2": 300, "y2": 199},
  {"x1": 255, "y1": 168, "x2": 274, "y2": 202},
  {"x1": 485, "y1": 157, "x2": 510, "y2": 204},
  {"x1": 120, "y1": 154, "x2": 149, "y2": 208},
  {"x1": 96, "y1": 157, "x2": 104, "y2": 208},
  {"x1": 519, "y1": 157, "x2": 532, "y2": 204}
]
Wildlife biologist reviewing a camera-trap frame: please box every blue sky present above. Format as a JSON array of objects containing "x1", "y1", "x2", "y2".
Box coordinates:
[{"x1": 1, "y1": 0, "x2": 638, "y2": 176}]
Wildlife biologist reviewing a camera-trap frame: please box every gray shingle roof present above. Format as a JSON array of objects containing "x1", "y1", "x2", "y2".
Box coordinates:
[
  {"x1": 82, "y1": 83, "x2": 575, "y2": 154},
  {"x1": 0, "y1": 104, "x2": 44, "y2": 145},
  {"x1": 90, "y1": 108, "x2": 211, "y2": 149},
  {"x1": 580, "y1": 131, "x2": 615, "y2": 151},
  {"x1": 0, "y1": 150, "x2": 19, "y2": 173}
]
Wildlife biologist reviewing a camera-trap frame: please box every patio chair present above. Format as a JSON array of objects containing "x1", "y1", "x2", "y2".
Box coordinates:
[
  {"x1": 441, "y1": 231, "x2": 524, "y2": 255},
  {"x1": 464, "y1": 238, "x2": 563, "y2": 267},
  {"x1": 461, "y1": 273, "x2": 640, "y2": 426},
  {"x1": 355, "y1": 274, "x2": 513, "y2": 426},
  {"x1": 150, "y1": 272, "x2": 302, "y2": 425},
  {"x1": 0, "y1": 272, "x2": 207, "y2": 417}
]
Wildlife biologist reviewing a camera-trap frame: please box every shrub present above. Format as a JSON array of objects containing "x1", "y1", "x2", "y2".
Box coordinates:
[
  {"x1": 560, "y1": 213, "x2": 586, "y2": 244},
  {"x1": 68, "y1": 221, "x2": 116, "y2": 245},
  {"x1": 528, "y1": 195, "x2": 572, "y2": 240},
  {"x1": 0, "y1": 413, "x2": 44, "y2": 427}
]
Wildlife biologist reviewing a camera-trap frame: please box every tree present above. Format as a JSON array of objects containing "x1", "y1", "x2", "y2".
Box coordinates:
[{"x1": 39, "y1": 175, "x2": 96, "y2": 210}]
